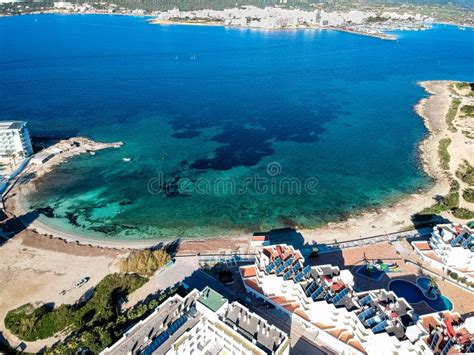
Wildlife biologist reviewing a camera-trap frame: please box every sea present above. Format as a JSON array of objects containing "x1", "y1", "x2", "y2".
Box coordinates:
[{"x1": 1, "y1": 14, "x2": 473, "y2": 240}]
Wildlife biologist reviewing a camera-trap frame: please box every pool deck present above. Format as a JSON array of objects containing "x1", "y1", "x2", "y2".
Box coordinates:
[{"x1": 309, "y1": 240, "x2": 474, "y2": 317}]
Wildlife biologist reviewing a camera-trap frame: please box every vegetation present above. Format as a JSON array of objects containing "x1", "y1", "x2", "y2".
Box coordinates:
[
  {"x1": 454, "y1": 82, "x2": 474, "y2": 96},
  {"x1": 119, "y1": 249, "x2": 171, "y2": 277},
  {"x1": 462, "y1": 130, "x2": 474, "y2": 139},
  {"x1": 5, "y1": 274, "x2": 147, "y2": 343},
  {"x1": 455, "y1": 82, "x2": 471, "y2": 91},
  {"x1": 462, "y1": 188, "x2": 474, "y2": 203},
  {"x1": 438, "y1": 138, "x2": 451, "y2": 170},
  {"x1": 447, "y1": 269, "x2": 474, "y2": 288},
  {"x1": 445, "y1": 97, "x2": 461, "y2": 132},
  {"x1": 460, "y1": 104, "x2": 474, "y2": 117},
  {"x1": 419, "y1": 179, "x2": 459, "y2": 215},
  {"x1": 4, "y1": 304, "x2": 73, "y2": 341},
  {"x1": 456, "y1": 160, "x2": 474, "y2": 186},
  {"x1": 452, "y1": 207, "x2": 474, "y2": 219},
  {"x1": 46, "y1": 284, "x2": 184, "y2": 354}
]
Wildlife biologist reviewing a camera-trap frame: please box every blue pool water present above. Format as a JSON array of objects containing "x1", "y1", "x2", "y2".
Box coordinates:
[
  {"x1": 1, "y1": 15, "x2": 474, "y2": 239},
  {"x1": 416, "y1": 277, "x2": 440, "y2": 295},
  {"x1": 389, "y1": 280, "x2": 453, "y2": 312}
]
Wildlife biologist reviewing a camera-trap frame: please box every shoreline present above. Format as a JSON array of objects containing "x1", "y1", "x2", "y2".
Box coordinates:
[
  {"x1": 2, "y1": 81, "x2": 463, "y2": 250},
  {"x1": 301, "y1": 80, "x2": 455, "y2": 244},
  {"x1": 149, "y1": 18, "x2": 398, "y2": 40}
]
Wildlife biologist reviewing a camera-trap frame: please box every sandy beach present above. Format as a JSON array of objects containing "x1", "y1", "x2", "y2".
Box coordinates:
[
  {"x1": 3, "y1": 80, "x2": 472, "y2": 250},
  {"x1": 1, "y1": 80, "x2": 473, "y2": 351},
  {"x1": 303, "y1": 80, "x2": 474, "y2": 244}
]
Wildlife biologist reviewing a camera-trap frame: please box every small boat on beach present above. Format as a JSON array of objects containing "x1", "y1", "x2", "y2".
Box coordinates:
[{"x1": 74, "y1": 277, "x2": 90, "y2": 288}]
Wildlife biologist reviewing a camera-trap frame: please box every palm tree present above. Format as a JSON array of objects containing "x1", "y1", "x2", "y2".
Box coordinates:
[{"x1": 427, "y1": 276, "x2": 439, "y2": 296}]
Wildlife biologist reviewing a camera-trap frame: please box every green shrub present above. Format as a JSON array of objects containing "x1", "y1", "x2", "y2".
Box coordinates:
[
  {"x1": 462, "y1": 188, "x2": 474, "y2": 203},
  {"x1": 460, "y1": 104, "x2": 474, "y2": 117},
  {"x1": 5, "y1": 304, "x2": 73, "y2": 341},
  {"x1": 119, "y1": 249, "x2": 171, "y2": 277},
  {"x1": 455, "y1": 82, "x2": 471, "y2": 91},
  {"x1": 450, "y1": 272, "x2": 458, "y2": 280},
  {"x1": 45, "y1": 285, "x2": 182, "y2": 354},
  {"x1": 450, "y1": 179, "x2": 460, "y2": 192},
  {"x1": 456, "y1": 160, "x2": 474, "y2": 186},
  {"x1": 452, "y1": 208, "x2": 474, "y2": 219},
  {"x1": 446, "y1": 97, "x2": 461, "y2": 132},
  {"x1": 5, "y1": 274, "x2": 147, "y2": 342},
  {"x1": 442, "y1": 191, "x2": 459, "y2": 209},
  {"x1": 438, "y1": 138, "x2": 451, "y2": 170}
]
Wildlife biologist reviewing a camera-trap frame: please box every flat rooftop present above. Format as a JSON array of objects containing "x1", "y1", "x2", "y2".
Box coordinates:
[
  {"x1": 224, "y1": 302, "x2": 288, "y2": 354},
  {"x1": 197, "y1": 287, "x2": 227, "y2": 312},
  {"x1": 101, "y1": 291, "x2": 199, "y2": 355},
  {"x1": 0, "y1": 121, "x2": 27, "y2": 130}
]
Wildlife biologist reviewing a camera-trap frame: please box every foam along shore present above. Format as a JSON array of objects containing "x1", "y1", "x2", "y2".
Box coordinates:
[{"x1": 303, "y1": 80, "x2": 474, "y2": 244}]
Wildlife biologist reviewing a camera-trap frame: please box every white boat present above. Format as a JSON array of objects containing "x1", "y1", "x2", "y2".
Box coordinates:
[
  {"x1": 123, "y1": 157, "x2": 131, "y2": 162},
  {"x1": 74, "y1": 277, "x2": 89, "y2": 288}
]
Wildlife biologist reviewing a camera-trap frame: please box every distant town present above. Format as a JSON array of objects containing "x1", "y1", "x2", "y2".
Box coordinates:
[
  {"x1": 1, "y1": 0, "x2": 474, "y2": 40},
  {"x1": 1, "y1": 4, "x2": 474, "y2": 353}
]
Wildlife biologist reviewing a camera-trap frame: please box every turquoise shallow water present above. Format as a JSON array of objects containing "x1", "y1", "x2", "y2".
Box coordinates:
[{"x1": 1, "y1": 15, "x2": 474, "y2": 240}]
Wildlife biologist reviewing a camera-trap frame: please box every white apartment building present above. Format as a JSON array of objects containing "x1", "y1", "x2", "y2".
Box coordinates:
[
  {"x1": 418, "y1": 311, "x2": 474, "y2": 354},
  {"x1": 412, "y1": 224, "x2": 474, "y2": 282},
  {"x1": 239, "y1": 244, "x2": 473, "y2": 354},
  {"x1": 0, "y1": 121, "x2": 33, "y2": 158},
  {"x1": 101, "y1": 287, "x2": 289, "y2": 355}
]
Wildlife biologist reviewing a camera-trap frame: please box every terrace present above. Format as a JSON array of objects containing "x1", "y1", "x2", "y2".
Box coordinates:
[
  {"x1": 354, "y1": 290, "x2": 416, "y2": 341},
  {"x1": 246, "y1": 244, "x2": 423, "y2": 350},
  {"x1": 420, "y1": 312, "x2": 474, "y2": 354},
  {"x1": 223, "y1": 302, "x2": 288, "y2": 354}
]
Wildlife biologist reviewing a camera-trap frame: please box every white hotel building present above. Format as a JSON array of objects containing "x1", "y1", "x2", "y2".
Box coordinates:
[
  {"x1": 0, "y1": 121, "x2": 33, "y2": 158},
  {"x1": 240, "y1": 244, "x2": 474, "y2": 354},
  {"x1": 412, "y1": 224, "x2": 474, "y2": 283},
  {"x1": 102, "y1": 287, "x2": 289, "y2": 355}
]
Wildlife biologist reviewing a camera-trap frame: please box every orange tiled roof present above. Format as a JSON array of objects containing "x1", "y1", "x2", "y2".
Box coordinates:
[
  {"x1": 414, "y1": 241, "x2": 432, "y2": 251},
  {"x1": 424, "y1": 251, "x2": 442, "y2": 263},
  {"x1": 348, "y1": 339, "x2": 367, "y2": 354},
  {"x1": 328, "y1": 328, "x2": 343, "y2": 338},
  {"x1": 295, "y1": 309, "x2": 311, "y2": 322},
  {"x1": 313, "y1": 322, "x2": 334, "y2": 330},
  {"x1": 283, "y1": 303, "x2": 299, "y2": 313},
  {"x1": 244, "y1": 279, "x2": 264, "y2": 295},
  {"x1": 269, "y1": 296, "x2": 290, "y2": 306},
  {"x1": 420, "y1": 315, "x2": 439, "y2": 332},
  {"x1": 339, "y1": 331, "x2": 354, "y2": 343},
  {"x1": 240, "y1": 266, "x2": 257, "y2": 278},
  {"x1": 262, "y1": 247, "x2": 277, "y2": 259}
]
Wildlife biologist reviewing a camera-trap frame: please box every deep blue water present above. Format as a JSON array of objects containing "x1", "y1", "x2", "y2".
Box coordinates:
[{"x1": 1, "y1": 15, "x2": 473, "y2": 239}]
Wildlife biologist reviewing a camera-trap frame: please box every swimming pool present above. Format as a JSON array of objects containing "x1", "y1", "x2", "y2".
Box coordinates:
[{"x1": 389, "y1": 280, "x2": 453, "y2": 312}]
